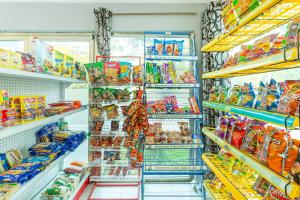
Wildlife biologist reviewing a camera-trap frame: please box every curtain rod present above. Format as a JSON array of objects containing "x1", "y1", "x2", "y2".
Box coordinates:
[{"x1": 112, "y1": 12, "x2": 197, "y2": 16}]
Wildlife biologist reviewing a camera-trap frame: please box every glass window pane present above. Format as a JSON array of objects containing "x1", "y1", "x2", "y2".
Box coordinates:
[{"x1": 0, "y1": 40, "x2": 24, "y2": 51}]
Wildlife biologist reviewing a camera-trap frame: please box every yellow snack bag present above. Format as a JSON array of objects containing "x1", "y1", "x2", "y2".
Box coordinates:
[{"x1": 20, "y1": 96, "x2": 37, "y2": 122}]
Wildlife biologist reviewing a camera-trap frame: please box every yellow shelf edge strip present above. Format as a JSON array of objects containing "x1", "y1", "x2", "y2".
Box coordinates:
[{"x1": 202, "y1": 127, "x2": 300, "y2": 199}]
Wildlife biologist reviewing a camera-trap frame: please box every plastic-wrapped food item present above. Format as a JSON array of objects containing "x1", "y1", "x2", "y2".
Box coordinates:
[
  {"x1": 0, "y1": 170, "x2": 29, "y2": 184},
  {"x1": 22, "y1": 156, "x2": 51, "y2": 166},
  {"x1": 154, "y1": 39, "x2": 163, "y2": 55},
  {"x1": 119, "y1": 62, "x2": 131, "y2": 83},
  {"x1": 133, "y1": 65, "x2": 142, "y2": 84},
  {"x1": 173, "y1": 40, "x2": 184, "y2": 56},
  {"x1": 223, "y1": 53, "x2": 238, "y2": 68},
  {"x1": 115, "y1": 88, "x2": 131, "y2": 102},
  {"x1": 20, "y1": 96, "x2": 37, "y2": 122},
  {"x1": 105, "y1": 105, "x2": 119, "y2": 119},
  {"x1": 111, "y1": 121, "x2": 119, "y2": 131},
  {"x1": 85, "y1": 62, "x2": 105, "y2": 84},
  {"x1": 89, "y1": 105, "x2": 103, "y2": 119},
  {"x1": 218, "y1": 87, "x2": 229, "y2": 103},
  {"x1": 291, "y1": 162, "x2": 300, "y2": 184},
  {"x1": 253, "y1": 176, "x2": 271, "y2": 196},
  {"x1": 226, "y1": 85, "x2": 241, "y2": 105},
  {"x1": 189, "y1": 97, "x2": 201, "y2": 114},
  {"x1": 265, "y1": 79, "x2": 280, "y2": 112},
  {"x1": 5, "y1": 150, "x2": 22, "y2": 168},
  {"x1": 208, "y1": 87, "x2": 218, "y2": 102},
  {"x1": 255, "y1": 81, "x2": 268, "y2": 110},
  {"x1": 36, "y1": 96, "x2": 46, "y2": 118},
  {"x1": 286, "y1": 17, "x2": 300, "y2": 48},
  {"x1": 168, "y1": 62, "x2": 177, "y2": 83},
  {"x1": 164, "y1": 40, "x2": 174, "y2": 56},
  {"x1": 284, "y1": 138, "x2": 300, "y2": 175},
  {"x1": 0, "y1": 154, "x2": 9, "y2": 174},
  {"x1": 238, "y1": 83, "x2": 256, "y2": 108},
  {"x1": 230, "y1": 120, "x2": 248, "y2": 148},
  {"x1": 179, "y1": 71, "x2": 196, "y2": 83},
  {"x1": 277, "y1": 80, "x2": 300, "y2": 116}
]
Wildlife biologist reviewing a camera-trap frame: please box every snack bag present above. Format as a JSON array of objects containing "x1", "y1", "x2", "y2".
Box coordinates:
[
  {"x1": 284, "y1": 138, "x2": 300, "y2": 175},
  {"x1": 162, "y1": 63, "x2": 172, "y2": 84},
  {"x1": 85, "y1": 62, "x2": 105, "y2": 83},
  {"x1": 146, "y1": 62, "x2": 154, "y2": 83},
  {"x1": 168, "y1": 62, "x2": 177, "y2": 83},
  {"x1": 105, "y1": 105, "x2": 119, "y2": 119},
  {"x1": 9, "y1": 96, "x2": 21, "y2": 123},
  {"x1": 226, "y1": 85, "x2": 241, "y2": 105},
  {"x1": 230, "y1": 120, "x2": 248, "y2": 148},
  {"x1": 104, "y1": 62, "x2": 120, "y2": 83},
  {"x1": 152, "y1": 63, "x2": 161, "y2": 83},
  {"x1": 277, "y1": 80, "x2": 300, "y2": 116},
  {"x1": 19, "y1": 52, "x2": 39, "y2": 73},
  {"x1": 291, "y1": 162, "x2": 300, "y2": 184},
  {"x1": 266, "y1": 186, "x2": 290, "y2": 200},
  {"x1": 218, "y1": 87, "x2": 229, "y2": 103},
  {"x1": 285, "y1": 17, "x2": 300, "y2": 48},
  {"x1": 119, "y1": 62, "x2": 131, "y2": 83},
  {"x1": 20, "y1": 96, "x2": 37, "y2": 122},
  {"x1": 255, "y1": 81, "x2": 267, "y2": 110},
  {"x1": 222, "y1": 1, "x2": 238, "y2": 31},
  {"x1": 63, "y1": 55, "x2": 74, "y2": 78},
  {"x1": 223, "y1": 53, "x2": 238, "y2": 68},
  {"x1": 238, "y1": 83, "x2": 256, "y2": 108},
  {"x1": 164, "y1": 40, "x2": 174, "y2": 56},
  {"x1": 133, "y1": 65, "x2": 142, "y2": 84},
  {"x1": 53, "y1": 50, "x2": 64, "y2": 76},
  {"x1": 36, "y1": 96, "x2": 46, "y2": 118},
  {"x1": 238, "y1": 45, "x2": 251, "y2": 63},
  {"x1": 253, "y1": 176, "x2": 271, "y2": 196},
  {"x1": 154, "y1": 39, "x2": 163, "y2": 55},
  {"x1": 173, "y1": 40, "x2": 184, "y2": 56},
  {"x1": 5, "y1": 150, "x2": 22, "y2": 168},
  {"x1": 266, "y1": 79, "x2": 280, "y2": 112},
  {"x1": 0, "y1": 154, "x2": 9, "y2": 173},
  {"x1": 189, "y1": 97, "x2": 201, "y2": 114},
  {"x1": 31, "y1": 39, "x2": 53, "y2": 74},
  {"x1": 208, "y1": 87, "x2": 218, "y2": 102}
]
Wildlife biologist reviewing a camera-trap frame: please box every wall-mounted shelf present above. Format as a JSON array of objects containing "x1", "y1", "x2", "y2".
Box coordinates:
[
  {"x1": 0, "y1": 106, "x2": 87, "y2": 140},
  {"x1": 203, "y1": 127, "x2": 300, "y2": 199},
  {"x1": 202, "y1": 153, "x2": 262, "y2": 200},
  {"x1": 202, "y1": 47, "x2": 300, "y2": 79},
  {"x1": 201, "y1": 0, "x2": 300, "y2": 52},
  {"x1": 0, "y1": 67, "x2": 86, "y2": 83},
  {"x1": 203, "y1": 101, "x2": 299, "y2": 129}
]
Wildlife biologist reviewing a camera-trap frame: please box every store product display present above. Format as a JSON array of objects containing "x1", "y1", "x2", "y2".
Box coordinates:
[
  {"x1": 0, "y1": 122, "x2": 86, "y2": 198},
  {"x1": 213, "y1": 114, "x2": 300, "y2": 184},
  {"x1": 147, "y1": 96, "x2": 200, "y2": 114},
  {"x1": 85, "y1": 61, "x2": 142, "y2": 84},
  {"x1": 208, "y1": 79, "x2": 300, "y2": 116},
  {"x1": 0, "y1": 40, "x2": 86, "y2": 80},
  {"x1": 147, "y1": 38, "x2": 184, "y2": 56},
  {"x1": 0, "y1": 183, "x2": 20, "y2": 200},
  {"x1": 146, "y1": 62, "x2": 196, "y2": 84},
  {"x1": 40, "y1": 162, "x2": 87, "y2": 200},
  {"x1": 0, "y1": 90, "x2": 82, "y2": 129}
]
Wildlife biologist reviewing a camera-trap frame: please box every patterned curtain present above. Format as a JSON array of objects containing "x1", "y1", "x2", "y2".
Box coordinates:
[{"x1": 94, "y1": 7, "x2": 113, "y2": 61}]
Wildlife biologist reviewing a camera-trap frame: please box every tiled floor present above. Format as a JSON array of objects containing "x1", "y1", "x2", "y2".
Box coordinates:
[{"x1": 79, "y1": 182, "x2": 206, "y2": 200}]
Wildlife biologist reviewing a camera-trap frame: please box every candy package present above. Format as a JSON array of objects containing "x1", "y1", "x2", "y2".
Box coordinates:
[
  {"x1": 36, "y1": 96, "x2": 46, "y2": 118},
  {"x1": 226, "y1": 85, "x2": 241, "y2": 105},
  {"x1": 133, "y1": 65, "x2": 142, "y2": 84},
  {"x1": 266, "y1": 186, "x2": 290, "y2": 200},
  {"x1": 119, "y1": 62, "x2": 131, "y2": 83},
  {"x1": 154, "y1": 39, "x2": 163, "y2": 55},
  {"x1": 85, "y1": 62, "x2": 105, "y2": 84},
  {"x1": 208, "y1": 87, "x2": 218, "y2": 102},
  {"x1": 255, "y1": 81, "x2": 267, "y2": 110},
  {"x1": 104, "y1": 62, "x2": 120, "y2": 83},
  {"x1": 63, "y1": 55, "x2": 74, "y2": 78},
  {"x1": 238, "y1": 83, "x2": 256, "y2": 108},
  {"x1": 189, "y1": 97, "x2": 201, "y2": 114},
  {"x1": 19, "y1": 52, "x2": 40, "y2": 73},
  {"x1": 20, "y1": 96, "x2": 37, "y2": 122},
  {"x1": 277, "y1": 80, "x2": 300, "y2": 116},
  {"x1": 265, "y1": 79, "x2": 280, "y2": 112}
]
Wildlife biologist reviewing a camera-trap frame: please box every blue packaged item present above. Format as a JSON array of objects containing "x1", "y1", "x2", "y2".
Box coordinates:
[
  {"x1": 0, "y1": 154, "x2": 9, "y2": 173},
  {"x1": 0, "y1": 170, "x2": 29, "y2": 184},
  {"x1": 266, "y1": 79, "x2": 280, "y2": 112},
  {"x1": 36, "y1": 122, "x2": 59, "y2": 143},
  {"x1": 153, "y1": 39, "x2": 163, "y2": 55},
  {"x1": 22, "y1": 156, "x2": 50, "y2": 166},
  {"x1": 163, "y1": 40, "x2": 174, "y2": 56},
  {"x1": 173, "y1": 40, "x2": 184, "y2": 56},
  {"x1": 12, "y1": 162, "x2": 43, "y2": 173},
  {"x1": 255, "y1": 81, "x2": 267, "y2": 110},
  {"x1": 239, "y1": 83, "x2": 256, "y2": 108}
]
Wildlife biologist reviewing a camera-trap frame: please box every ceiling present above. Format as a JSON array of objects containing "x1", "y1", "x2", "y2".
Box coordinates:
[{"x1": 0, "y1": 0, "x2": 208, "y2": 3}]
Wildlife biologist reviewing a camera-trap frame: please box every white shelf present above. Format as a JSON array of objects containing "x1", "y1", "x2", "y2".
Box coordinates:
[
  {"x1": 0, "y1": 67, "x2": 86, "y2": 83},
  {"x1": 0, "y1": 106, "x2": 87, "y2": 140}
]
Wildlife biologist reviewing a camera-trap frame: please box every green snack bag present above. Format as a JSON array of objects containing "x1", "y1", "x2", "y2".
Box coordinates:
[{"x1": 85, "y1": 62, "x2": 105, "y2": 84}]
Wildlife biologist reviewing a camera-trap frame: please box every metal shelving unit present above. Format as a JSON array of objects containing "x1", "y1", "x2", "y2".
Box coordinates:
[{"x1": 142, "y1": 31, "x2": 204, "y2": 199}]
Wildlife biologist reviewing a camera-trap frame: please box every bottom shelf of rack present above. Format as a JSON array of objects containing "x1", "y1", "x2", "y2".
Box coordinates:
[
  {"x1": 202, "y1": 153, "x2": 262, "y2": 200},
  {"x1": 203, "y1": 180, "x2": 230, "y2": 200}
]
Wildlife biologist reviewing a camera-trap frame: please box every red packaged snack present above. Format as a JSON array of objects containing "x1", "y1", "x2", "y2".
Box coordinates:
[
  {"x1": 188, "y1": 97, "x2": 200, "y2": 114},
  {"x1": 277, "y1": 80, "x2": 300, "y2": 116},
  {"x1": 230, "y1": 121, "x2": 247, "y2": 148},
  {"x1": 284, "y1": 138, "x2": 300, "y2": 174},
  {"x1": 104, "y1": 61, "x2": 120, "y2": 83},
  {"x1": 266, "y1": 186, "x2": 290, "y2": 200}
]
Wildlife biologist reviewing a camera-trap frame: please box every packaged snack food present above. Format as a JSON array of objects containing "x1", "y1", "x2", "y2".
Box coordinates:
[
  {"x1": 133, "y1": 65, "x2": 142, "y2": 84},
  {"x1": 255, "y1": 81, "x2": 267, "y2": 110},
  {"x1": 208, "y1": 87, "x2": 218, "y2": 102},
  {"x1": 238, "y1": 83, "x2": 256, "y2": 108},
  {"x1": 173, "y1": 40, "x2": 184, "y2": 56},
  {"x1": 104, "y1": 62, "x2": 120, "y2": 83},
  {"x1": 92, "y1": 121, "x2": 104, "y2": 133},
  {"x1": 105, "y1": 105, "x2": 119, "y2": 119},
  {"x1": 89, "y1": 105, "x2": 103, "y2": 119},
  {"x1": 226, "y1": 85, "x2": 241, "y2": 105},
  {"x1": 85, "y1": 62, "x2": 105, "y2": 83},
  {"x1": 146, "y1": 62, "x2": 154, "y2": 83},
  {"x1": 36, "y1": 96, "x2": 46, "y2": 118},
  {"x1": 223, "y1": 53, "x2": 238, "y2": 68},
  {"x1": 0, "y1": 170, "x2": 29, "y2": 184},
  {"x1": 5, "y1": 150, "x2": 22, "y2": 168},
  {"x1": 230, "y1": 120, "x2": 248, "y2": 148},
  {"x1": 111, "y1": 121, "x2": 119, "y2": 131},
  {"x1": 154, "y1": 39, "x2": 163, "y2": 55},
  {"x1": 53, "y1": 50, "x2": 64, "y2": 76},
  {"x1": 20, "y1": 52, "x2": 40, "y2": 73},
  {"x1": 63, "y1": 55, "x2": 74, "y2": 78},
  {"x1": 218, "y1": 87, "x2": 229, "y2": 103},
  {"x1": 168, "y1": 62, "x2": 177, "y2": 83},
  {"x1": 20, "y1": 96, "x2": 37, "y2": 122},
  {"x1": 179, "y1": 71, "x2": 196, "y2": 84},
  {"x1": 286, "y1": 17, "x2": 300, "y2": 48},
  {"x1": 0, "y1": 154, "x2": 9, "y2": 173},
  {"x1": 1, "y1": 108, "x2": 16, "y2": 127},
  {"x1": 0, "y1": 48, "x2": 11, "y2": 66},
  {"x1": 266, "y1": 186, "x2": 290, "y2": 200},
  {"x1": 119, "y1": 62, "x2": 131, "y2": 83},
  {"x1": 164, "y1": 40, "x2": 174, "y2": 56},
  {"x1": 152, "y1": 63, "x2": 161, "y2": 84},
  {"x1": 9, "y1": 96, "x2": 21, "y2": 123},
  {"x1": 189, "y1": 97, "x2": 201, "y2": 114},
  {"x1": 253, "y1": 176, "x2": 271, "y2": 196},
  {"x1": 277, "y1": 80, "x2": 300, "y2": 116},
  {"x1": 115, "y1": 88, "x2": 131, "y2": 102},
  {"x1": 284, "y1": 138, "x2": 300, "y2": 174},
  {"x1": 265, "y1": 79, "x2": 280, "y2": 112},
  {"x1": 31, "y1": 39, "x2": 54, "y2": 75},
  {"x1": 10, "y1": 51, "x2": 22, "y2": 68},
  {"x1": 291, "y1": 161, "x2": 300, "y2": 184}
]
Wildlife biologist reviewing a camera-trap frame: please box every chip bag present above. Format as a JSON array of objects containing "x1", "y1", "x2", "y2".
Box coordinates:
[
  {"x1": 85, "y1": 62, "x2": 105, "y2": 83},
  {"x1": 238, "y1": 83, "x2": 256, "y2": 108},
  {"x1": 119, "y1": 62, "x2": 131, "y2": 83},
  {"x1": 255, "y1": 81, "x2": 267, "y2": 110},
  {"x1": 226, "y1": 85, "x2": 241, "y2": 105},
  {"x1": 277, "y1": 80, "x2": 300, "y2": 116},
  {"x1": 265, "y1": 79, "x2": 280, "y2": 112}
]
